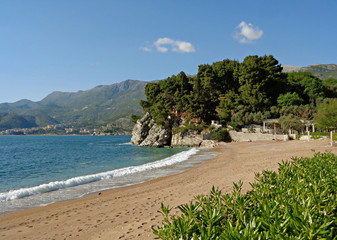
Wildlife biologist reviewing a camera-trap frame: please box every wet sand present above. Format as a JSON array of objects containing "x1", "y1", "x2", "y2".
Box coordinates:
[{"x1": 1, "y1": 139, "x2": 336, "y2": 240}]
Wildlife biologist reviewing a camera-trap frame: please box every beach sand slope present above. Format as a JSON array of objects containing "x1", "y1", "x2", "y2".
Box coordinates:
[{"x1": 1, "y1": 140, "x2": 336, "y2": 240}]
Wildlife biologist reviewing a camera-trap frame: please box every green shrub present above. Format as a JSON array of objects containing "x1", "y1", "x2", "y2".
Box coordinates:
[
  {"x1": 208, "y1": 125, "x2": 216, "y2": 132},
  {"x1": 172, "y1": 122, "x2": 207, "y2": 135},
  {"x1": 131, "y1": 114, "x2": 141, "y2": 123},
  {"x1": 297, "y1": 132, "x2": 337, "y2": 141},
  {"x1": 153, "y1": 152, "x2": 337, "y2": 239},
  {"x1": 211, "y1": 128, "x2": 231, "y2": 142},
  {"x1": 172, "y1": 126, "x2": 187, "y2": 135},
  {"x1": 185, "y1": 116, "x2": 192, "y2": 124},
  {"x1": 227, "y1": 121, "x2": 240, "y2": 131}
]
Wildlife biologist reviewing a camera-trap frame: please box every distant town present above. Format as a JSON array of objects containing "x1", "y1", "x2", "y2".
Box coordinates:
[{"x1": 0, "y1": 124, "x2": 126, "y2": 136}]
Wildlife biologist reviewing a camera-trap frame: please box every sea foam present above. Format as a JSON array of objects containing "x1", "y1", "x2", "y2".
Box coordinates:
[{"x1": 0, "y1": 148, "x2": 198, "y2": 202}]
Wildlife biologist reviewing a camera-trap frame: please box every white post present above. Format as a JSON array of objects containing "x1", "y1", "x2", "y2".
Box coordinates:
[
  {"x1": 263, "y1": 121, "x2": 266, "y2": 132},
  {"x1": 312, "y1": 124, "x2": 315, "y2": 132},
  {"x1": 331, "y1": 131, "x2": 333, "y2": 147}
]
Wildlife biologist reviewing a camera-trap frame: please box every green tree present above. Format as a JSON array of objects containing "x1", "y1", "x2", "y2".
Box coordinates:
[
  {"x1": 216, "y1": 90, "x2": 241, "y2": 123},
  {"x1": 211, "y1": 128, "x2": 231, "y2": 142},
  {"x1": 286, "y1": 72, "x2": 325, "y2": 103},
  {"x1": 230, "y1": 105, "x2": 249, "y2": 127},
  {"x1": 323, "y1": 77, "x2": 337, "y2": 98},
  {"x1": 277, "y1": 92, "x2": 304, "y2": 107},
  {"x1": 279, "y1": 114, "x2": 304, "y2": 132},
  {"x1": 185, "y1": 66, "x2": 219, "y2": 121},
  {"x1": 315, "y1": 99, "x2": 337, "y2": 130},
  {"x1": 144, "y1": 82, "x2": 161, "y2": 104},
  {"x1": 238, "y1": 55, "x2": 286, "y2": 111},
  {"x1": 174, "y1": 72, "x2": 193, "y2": 112},
  {"x1": 131, "y1": 114, "x2": 141, "y2": 123},
  {"x1": 280, "y1": 104, "x2": 316, "y2": 120},
  {"x1": 211, "y1": 59, "x2": 240, "y2": 94}
]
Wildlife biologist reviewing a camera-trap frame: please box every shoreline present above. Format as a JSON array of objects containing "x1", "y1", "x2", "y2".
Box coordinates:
[
  {"x1": 0, "y1": 146, "x2": 215, "y2": 216},
  {"x1": 1, "y1": 140, "x2": 336, "y2": 240}
]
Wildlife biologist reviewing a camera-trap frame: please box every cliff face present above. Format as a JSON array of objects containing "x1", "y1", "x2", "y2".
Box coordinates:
[
  {"x1": 131, "y1": 113, "x2": 216, "y2": 147},
  {"x1": 171, "y1": 132, "x2": 204, "y2": 147},
  {"x1": 131, "y1": 113, "x2": 171, "y2": 147}
]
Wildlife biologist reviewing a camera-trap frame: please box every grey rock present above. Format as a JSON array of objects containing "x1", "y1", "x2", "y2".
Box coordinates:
[
  {"x1": 171, "y1": 131, "x2": 203, "y2": 147},
  {"x1": 131, "y1": 113, "x2": 220, "y2": 147},
  {"x1": 140, "y1": 124, "x2": 171, "y2": 147},
  {"x1": 200, "y1": 140, "x2": 216, "y2": 148},
  {"x1": 131, "y1": 112, "x2": 153, "y2": 145},
  {"x1": 131, "y1": 112, "x2": 171, "y2": 147}
]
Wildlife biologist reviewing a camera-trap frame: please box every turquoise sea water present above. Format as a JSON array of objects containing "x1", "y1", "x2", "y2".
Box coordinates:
[{"x1": 0, "y1": 135, "x2": 217, "y2": 214}]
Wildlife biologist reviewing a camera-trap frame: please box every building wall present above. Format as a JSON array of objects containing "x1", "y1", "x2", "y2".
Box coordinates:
[{"x1": 229, "y1": 131, "x2": 289, "y2": 142}]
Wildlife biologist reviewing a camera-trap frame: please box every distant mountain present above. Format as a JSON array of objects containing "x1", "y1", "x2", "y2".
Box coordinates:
[
  {"x1": 0, "y1": 113, "x2": 37, "y2": 130},
  {"x1": 0, "y1": 80, "x2": 147, "y2": 132},
  {"x1": 282, "y1": 64, "x2": 337, "y2": 80}
]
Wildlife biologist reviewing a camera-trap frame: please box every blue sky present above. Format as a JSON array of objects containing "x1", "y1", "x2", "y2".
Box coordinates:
[{"x1": 1, "y1": 0, "x2": 336, "y2": 103}]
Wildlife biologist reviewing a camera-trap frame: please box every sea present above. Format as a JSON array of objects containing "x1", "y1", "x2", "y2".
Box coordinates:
[{"x1": 0, "y1": 135, "x2": 218, "y2": 215}]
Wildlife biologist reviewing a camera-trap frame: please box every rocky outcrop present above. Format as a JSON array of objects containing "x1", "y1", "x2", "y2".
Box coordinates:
[
  {"x1": 131, "y1": 113, "x2": 171, "y2": 147},
  {"x1": 171, "y1": 132, "x2": 216, "y2": 147},
  {"x1": 138, "y1": 124, "x2": 171, "y2": 147},
  {"x1": 200, "y1": 140, "x2": 217, "y2": 148},
  {"x1": 171, "y1": 131, "x2": 203, "y2": 147},
  {"x1": 131, "y1": 112, "x2": 217, "y2": 147},
  {"x1": 131, "y1": 113, "x2": 152, "y2": 144}
]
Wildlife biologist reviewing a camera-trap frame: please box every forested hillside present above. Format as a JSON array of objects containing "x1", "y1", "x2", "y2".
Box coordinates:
[
  {"x1": 140, "y1": 55, "x2": 337, "y2": 132},
  {"x1": 0, "y1": 80, "x2": 147, "y2": 132}
]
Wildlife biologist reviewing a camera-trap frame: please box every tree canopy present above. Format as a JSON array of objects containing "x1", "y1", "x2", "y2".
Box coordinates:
[
  {"x1": 140, "y1": 55, "x2": 333, "y2": 129},
  {"x1": 315, "y1": 99, "x2": 337, "y2": 130}
]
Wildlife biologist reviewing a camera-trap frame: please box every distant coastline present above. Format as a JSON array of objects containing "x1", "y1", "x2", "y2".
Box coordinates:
[{"x1": 0, "y1": 124, "x2": 132, "y2": 136}]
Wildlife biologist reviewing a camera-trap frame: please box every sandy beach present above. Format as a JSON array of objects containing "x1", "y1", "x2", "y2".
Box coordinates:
[{"x1": 1, "y1": 139, "x2": 336, "y2": 240}]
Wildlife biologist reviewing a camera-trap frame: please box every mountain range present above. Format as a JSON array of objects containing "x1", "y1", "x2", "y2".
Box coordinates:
[
  {"x1": 0, "y1": 80, "x2": 147, "y2": 132},
  {"x1": 282, "y1": 64, "x2": 337, "y2": 80}
]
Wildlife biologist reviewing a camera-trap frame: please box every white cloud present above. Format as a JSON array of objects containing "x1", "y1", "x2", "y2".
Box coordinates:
[
  {"x1": 172, "y1": 41, "x2": 195, "y2": 53},
  {"x1": 154, "y1": 38, "x2": 172, "y2": 52},
  {"x1": 140, "y1": 46, "x2": 152, "y2": 52},
  {"x1": 140, "y1": 38, "x2": 195, "y2": 53},
  {"x1": 234, "y1": 21, "x2": 263, "y2": 44},
  {"x1": 154, "y1": 37, "x2": 195, "y2": 53}
]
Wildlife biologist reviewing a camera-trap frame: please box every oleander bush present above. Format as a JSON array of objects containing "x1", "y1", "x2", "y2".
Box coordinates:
[{"x1": 153, "y1": 152, "x2": 337, "y2": 239}]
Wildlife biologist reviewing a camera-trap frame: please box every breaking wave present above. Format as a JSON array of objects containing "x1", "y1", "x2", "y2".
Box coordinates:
[{"x1": 0, "y1": 148, "x2": 198, "y2": 202}]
